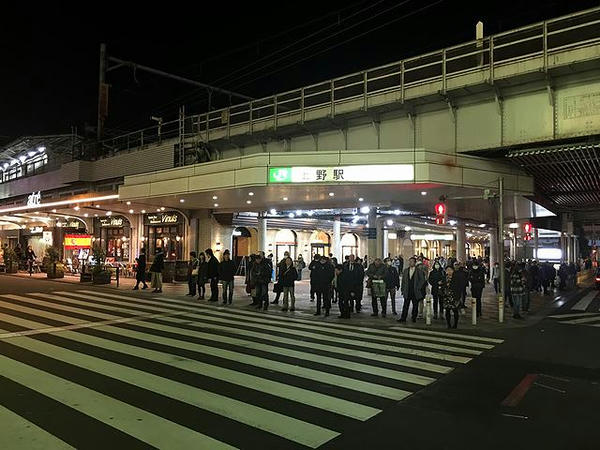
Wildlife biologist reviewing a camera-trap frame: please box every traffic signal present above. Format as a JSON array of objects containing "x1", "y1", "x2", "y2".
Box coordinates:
[
  {"x1": 435, "y1": 202, "x2": 446, "y2": 225},
  {"x1": 523, "y1": 222, "x2": 533, "y2": 241}
]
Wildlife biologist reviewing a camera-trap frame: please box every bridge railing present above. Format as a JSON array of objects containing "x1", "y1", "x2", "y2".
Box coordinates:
[{"x1": 99, "y1": 6, "x2": 600, "y2": 156}]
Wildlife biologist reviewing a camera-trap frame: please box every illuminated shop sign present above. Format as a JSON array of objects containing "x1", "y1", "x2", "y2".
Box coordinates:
[
  {"x1": 27, "y1": 191, "x2": 42, "y2": 207},
  {"x1": 97, "y1": 216, "x2": 128, "y2": 228},
  {"x1": 64, "y1": 234, "x2": 92, "y2": 249},
  {"x1": 144, "y1": 212, "x2": 182, "y2": 225},
  {"x1": 268, "y1": 164, "x2": 414, "y2": 183}
]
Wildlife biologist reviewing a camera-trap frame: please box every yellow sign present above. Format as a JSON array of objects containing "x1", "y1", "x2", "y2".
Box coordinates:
[{"x1": 64, "y1": 234, "x2": 92, "y2": 249}]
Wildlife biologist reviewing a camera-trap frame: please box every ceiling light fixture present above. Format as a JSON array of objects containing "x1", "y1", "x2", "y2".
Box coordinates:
[
  {"x1": 248, "y1": 192, "x2": 254, "y2": 196},
  {"x1": 129, "y1": 209, "x2": 134, "y2": 214},
  {"x1": 421, "y1": 191, "x2": 427, "y2": 196},
  {"x1": 358, "y1": 197, "x2": 364, "y2": 202},
  {"x1": 269, "y1": 209, "x2": 277, "y2": 215},
  {"x1": 282, "y1": 197, "x2": 288, "y2": 201},
  {"x1": 212, "y1": 195, "x2": 218, "y2": 200},
  {"x1": 179, "y1": 199, "x2": 185, "y2": 203},
  {"x1": 126, "y1": 201, "x2": 131, "y2": 205},
  {"x1": 328, "y1": 192, "x2": 335, "y2": 197},
  {"x1": 214, "y1": 203, "x2": 219, "y2": 207},
  {"x1": 246, "y1": 200, "x2": 252, "y2": 204}
]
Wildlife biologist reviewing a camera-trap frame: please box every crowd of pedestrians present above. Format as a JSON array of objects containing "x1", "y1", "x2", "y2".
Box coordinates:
[{"x1": 131, "y1": 246, "x2": 591, "y2": 329}]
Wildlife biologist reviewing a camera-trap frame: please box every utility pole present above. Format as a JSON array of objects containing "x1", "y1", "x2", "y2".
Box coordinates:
[
  {"x1": 498, "y1": 177, "x2": 505, "y2": 322},
  {"x1": 97, "y1": 43, "x2": 107, "y2": 140}
]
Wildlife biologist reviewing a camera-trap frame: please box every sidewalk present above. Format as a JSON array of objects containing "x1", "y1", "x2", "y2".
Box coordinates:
[{"x1": 3, "y1": 270, "x2": 590, "y2": 337}]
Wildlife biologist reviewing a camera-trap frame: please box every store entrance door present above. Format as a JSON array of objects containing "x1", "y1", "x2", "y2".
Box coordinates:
[{"x1": 276, "y1": 244, "x2": 296, "y2": 264}]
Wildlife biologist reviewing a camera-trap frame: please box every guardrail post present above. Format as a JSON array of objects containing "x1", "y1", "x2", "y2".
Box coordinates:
[
  {"x1": 363, "y1": 71, "x2": 368, "y2": 111},
  {"x1": 330, "y1": 80, "x2": 335, "y2": 118},
  {"x1": 425, "y1": 294, "x2": 433, "y2": 325},
  {"x1": 498, "y1": 295, "x2": 504, "y2": 323},
  {"x1": 300, "y1": 88, "x2": 305, "y2": 125},
  {"x1": 400, "y1": 61, "x2": 405, "y2": 103},
  {"x1": 489, "y1": 36, "x2": 495, "y2": 84},
  {"x1": 542, "y1": 21, "x2": 548, "y2": 72},
  {"x1": 471, "y1": 297, "x2": 477, "y2": 325},
  {"x1": 442, "y1": 49, "x2": 447, "y2": 94},
  {"x1": 273, "y1": 95, "x2": 278, "y2": 131},
  {"x1": 249, "y1": 101, "x2": 254, "y2": 134}
]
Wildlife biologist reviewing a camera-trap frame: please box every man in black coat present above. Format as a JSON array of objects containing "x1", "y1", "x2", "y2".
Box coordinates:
[
  {"x1": 343, "y1": 254, "x2": 365, "y2": 312},
  {"x1": 335, "y1": 264, "x2": 354, "y2": 318},
  {"x1": 311, "y1": 256, "x2": 335, "y2": 316},
  {"x1": 219, "y1": 249, "x2": 235, "y2": 304},
  {"x1": 251, "y1": 253, "x2": 272, "y2": 310},
  {"x1": 205, "y1": 248, "x2": 220, "y2": 302},
  {"x1": 384, "y1": 259, "x2": 400, "y2": 315},
  {"x1": 271, "y1": 251, "x2": 290, "y2": 305}
]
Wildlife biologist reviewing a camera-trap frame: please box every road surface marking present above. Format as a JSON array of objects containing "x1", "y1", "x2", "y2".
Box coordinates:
[
  {"x1": 571, "y1": 290, "x2": 598, "y2": 311},
  {"x1": 0, "y1": 404, "x2": 75, "y2": 450},
  {"x1": 548, "y1": 312, "x2": 599, "y2": 319},
  {"x1": 4, "y1": 335, "x2": 340, "y2": 448},
  {"x1": 0, "y1": 353, "x2": 236, "y2": 450},
  {"x1": 501, "y1": 374, "x2": 538, "y2": 407}
]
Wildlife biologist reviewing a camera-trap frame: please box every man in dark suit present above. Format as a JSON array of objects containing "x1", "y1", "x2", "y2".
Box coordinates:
[
  {"x1": 205, "y1": 248, "x2": 220, "y2": 301},
  {"x1": 343, "y1": 254, "x2": 365, "y2": 312},
  {"x1": 399, "y1": 256, "x2": 426, "y2": 322}
]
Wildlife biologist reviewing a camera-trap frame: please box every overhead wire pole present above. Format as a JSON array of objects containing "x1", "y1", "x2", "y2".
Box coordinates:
[
  {"x1": 97, "y1": 43, "x2": 107, "y2": 140},
  {"x1": 105, "y1": 55, "x2": 254, "y2": 101}
]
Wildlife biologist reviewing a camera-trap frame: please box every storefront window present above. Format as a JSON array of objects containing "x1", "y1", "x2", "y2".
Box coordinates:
[
  {"x1": 144, "y1": 212, "x2": 185, "y2": 260},
  {"x1": 94, "y1": 216, "x2": 131, "y2": 261}
]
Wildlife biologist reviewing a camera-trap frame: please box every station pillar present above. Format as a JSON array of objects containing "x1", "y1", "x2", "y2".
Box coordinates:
[
  {"x1": 367, "y1": 209, "x2": 378, "y2": 264},
  {"x1": 332, "y1": 217, "x2": 341, "y2": 262},
  {"x1": 258, "y1": 213, "x2": 268, "y2": 255},
  {"x1": 489, "y1": 229, "x2": 498, "y2": 265},
  {"x1": 456, "y1": 223, "x2": 466, "y2": 263}
]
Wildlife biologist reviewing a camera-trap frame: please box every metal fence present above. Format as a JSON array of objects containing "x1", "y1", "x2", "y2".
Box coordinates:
[{"x1": 99, "y1": 6, "x2": 600, "y2": 156}]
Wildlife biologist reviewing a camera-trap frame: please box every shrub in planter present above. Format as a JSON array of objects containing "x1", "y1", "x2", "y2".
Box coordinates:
[
  {"x1": 44, "y1": 247, "x2": 64, "y2": 278},
  {"x1": 3, "y1": 247, "x2": 19, "y2": 273},
  {"x1": 91, "y1": 246, "x2": 111, "y2": 285}
]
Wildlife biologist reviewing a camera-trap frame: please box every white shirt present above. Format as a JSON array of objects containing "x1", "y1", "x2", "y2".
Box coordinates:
[{"x1": 409, "y1": 267, "x2": 415, "y2": 279}]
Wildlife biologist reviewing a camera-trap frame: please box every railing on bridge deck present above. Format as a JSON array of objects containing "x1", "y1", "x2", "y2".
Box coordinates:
[{"x1": 99, "y1": 7, "x2": 600, "y2": 158}]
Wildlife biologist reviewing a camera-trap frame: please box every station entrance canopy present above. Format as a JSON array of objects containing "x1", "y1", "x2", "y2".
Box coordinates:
[{"x1": 119, "y1": 149, "x2": 535, "y2": 224}]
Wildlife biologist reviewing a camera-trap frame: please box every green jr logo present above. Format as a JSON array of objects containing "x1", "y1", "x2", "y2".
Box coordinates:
[{"x1": 269, "y1": 167, "x2": 292, "y2": 183}]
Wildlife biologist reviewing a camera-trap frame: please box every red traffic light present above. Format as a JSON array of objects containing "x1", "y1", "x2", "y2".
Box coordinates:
[
  {"x1": 523, "y1": 222, "x2": 533, "y2": 233},
  {"x1": 435, "y1": 216, "x2": 446, "y2": 225},
  {"x1": 434, "y1": 203, "x2": 446, "y2": 216},
  {"x1": 524, "y1": 232, "x2": 532, "y2": 241}
]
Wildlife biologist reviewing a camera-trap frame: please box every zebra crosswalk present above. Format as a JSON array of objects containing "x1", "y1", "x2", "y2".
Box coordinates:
[
  {"x1": 0, "y1": 289, "x2": 504, "y2": 449},
  {"x1": 548, "y1": 289, "x2": 600, "y2": 327}
]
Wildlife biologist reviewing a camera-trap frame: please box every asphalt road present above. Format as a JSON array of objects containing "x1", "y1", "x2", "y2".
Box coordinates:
[{"x1": 0, "y1": 275, "x2": 597, "y2": 449}]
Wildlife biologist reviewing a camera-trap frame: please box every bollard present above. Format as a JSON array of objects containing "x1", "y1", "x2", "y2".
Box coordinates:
[
  {"x1": 498, "y1": 295, "x2": 504, "y2": 323},
  {"x1": 471, "y1": 297, "x2": 477, "y2": 325},
  {"x1": 116, "y1": 267, "x2": 120, "y2": 288},
  {"x1": 425, "y1": 294, "x2": 433, "y2": 325}
]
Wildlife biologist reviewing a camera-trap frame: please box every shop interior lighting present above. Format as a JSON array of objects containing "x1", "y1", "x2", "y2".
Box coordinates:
[
  {"x1": 126, "y1": 201, "x2": 131, "y2": 205},
  {"x1": 141, "y1": 209, "x2": 146, "y2": 214},
  {"x1": 386, "y1": 219, "x2": 393, "y2": 226},
  {"x1": 94, "y1": 214, "x2": 98, "y2": 217},
  {"x1": 479, "y1": 224, "x2": 486, "y2": 228},
  {"x1": 307, "y1": 211, "x2": 314, "y2": 217},
  {"x1": 509, "y1": 222, "x2": 519, "y2": 229},
  {"x1": 282, "y1": 197, "x2": 288, "y2": 201},
  {"x1": 404, "y1": 226, "x2": 412, "y2": 231},
  {"x1": 83, "y1": 213, "x2": 88, "y2": 217},
  {"x1": 73, "y1": 206, "x2": 80, "y2": 211},
  {"x1": 212, "y1": 195, "x2": 218, "y2": 200}
]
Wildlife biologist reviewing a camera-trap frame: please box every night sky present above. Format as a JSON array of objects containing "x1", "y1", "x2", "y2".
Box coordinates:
[{"x1": 1, "y1": 0, "x2": 598, "y2": 141}]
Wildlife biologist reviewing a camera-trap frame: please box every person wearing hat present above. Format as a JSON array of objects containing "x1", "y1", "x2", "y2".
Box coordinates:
[{"x1": 219, "y1": 249, "x2": 236, "y2": 304}]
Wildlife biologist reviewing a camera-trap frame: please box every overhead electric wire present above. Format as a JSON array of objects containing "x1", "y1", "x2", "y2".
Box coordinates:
[
  {"x1": 230, "y1": 0, "x2": 445, "y2": 90},
  {"x1": 118, "y1": 0, "x2": 390, "y2": 128},
  {"x1": 110, "y1": 0, "x2": 443, "y2": 133}
]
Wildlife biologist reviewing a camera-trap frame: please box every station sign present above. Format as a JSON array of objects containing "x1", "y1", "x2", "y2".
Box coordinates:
[
  {"x1": 144, "y1": 212, "x2": 183, "y2": 225},
  {"x1": 268, "y1": 164, "x2": 414, "y2": 184}
]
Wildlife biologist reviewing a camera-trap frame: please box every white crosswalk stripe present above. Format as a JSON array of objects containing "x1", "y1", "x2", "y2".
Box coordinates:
[
  {"x1": 548, "y1": 289, "x2": 600, "y2": 328},
  {"x1": 0, "y1": 290, "x2": 503, "y2": 449}
]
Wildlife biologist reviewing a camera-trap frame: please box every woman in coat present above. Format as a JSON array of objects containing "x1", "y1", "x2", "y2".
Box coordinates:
[
  {"x1": 197, "y1": 252, "x2": 208, "y2": 300},
  {"x1": 187, "y1": 251, "x2": 199, "y2": 296},
  {"x1": 133, "y1": 249, "x2": 148, "y2": 290},
  {"x1": 428, "y1": 261, "x2": 445, "y2": 319},
  {"x1": 149, "y1": 249, "x2": 165, "y2": 293},
  {"x1": 280, "y1": 257, "x2": 298, "y2": 312},
  {"x1": 442, "y1": 265, "x2": 462, "y2": 329},
  {"x1": 469, "y1": 260, "x2": 486, "y2": 318}
]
